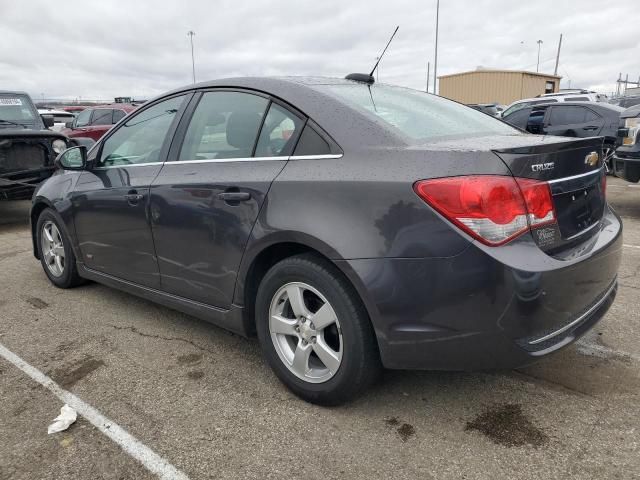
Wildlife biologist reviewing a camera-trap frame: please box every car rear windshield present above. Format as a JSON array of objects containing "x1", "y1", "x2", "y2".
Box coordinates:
[
  {"x1": 318, "y1": 84, "x2": 517, "y2": 141},
  {"x1": 0, "y1": 94, "x2": 36, "y2": 123}
]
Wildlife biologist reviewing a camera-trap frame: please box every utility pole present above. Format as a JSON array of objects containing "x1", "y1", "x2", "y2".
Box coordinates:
[
  {"x1": 536, "y1": 40, "x2": 543, "y2": 73},
  {"x1": 187, "y1": 30, "x2": 196, "y2": 84},
  {"x1": 426, "y1": 61, "x2": 430, "y2": 93},
  {"x1": 553, "y1": 34, "x2": 562, "y2": 76},
  {"x1": 433, "y1": 0, "x2": 440, "y2": 94}
]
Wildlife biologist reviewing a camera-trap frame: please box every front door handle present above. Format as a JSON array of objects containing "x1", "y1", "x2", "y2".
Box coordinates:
[
  {"x1": 218, "y1": 191, "x2": 251, "y2": 202},
  {"x1": 124, "y1": 191, "x2": 144, "y2": 205}
]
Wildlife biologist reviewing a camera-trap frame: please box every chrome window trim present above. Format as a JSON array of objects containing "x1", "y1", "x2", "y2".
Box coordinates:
[
  {"x1": 93, "y1": 161, "x2": 165, "y2": 170},
  {"x1": 91, "y1": 153, "x2": 344, "y2": 169},
  {"x1": 289, "y1": 154, "x2": 343, "y2": 160},
  {"x1": 528, "y1": 279, "x2": 617, "y2": 345},
  {"x1": 548, "y1": 168, "x2": 602, "y2": 184}
]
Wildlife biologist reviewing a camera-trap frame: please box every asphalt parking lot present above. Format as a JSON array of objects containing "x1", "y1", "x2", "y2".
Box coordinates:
[{"x1": 1, "y1": 177, "x2": 639, "y2": 480}]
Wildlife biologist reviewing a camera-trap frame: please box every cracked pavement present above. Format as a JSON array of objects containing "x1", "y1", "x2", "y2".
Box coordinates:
[{"x1": 1, "y1": 177, "x2": 639, "y2": 479}]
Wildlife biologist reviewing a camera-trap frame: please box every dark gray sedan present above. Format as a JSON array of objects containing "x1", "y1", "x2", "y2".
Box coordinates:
[{"x1": 31, "y1": 77, "x2": 621, "y2": 404}]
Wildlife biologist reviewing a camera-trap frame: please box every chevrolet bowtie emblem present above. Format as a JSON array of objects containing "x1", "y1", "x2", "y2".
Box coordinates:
[{"x1": 585, "y1": 151, "x2": 599, "y2": 167}]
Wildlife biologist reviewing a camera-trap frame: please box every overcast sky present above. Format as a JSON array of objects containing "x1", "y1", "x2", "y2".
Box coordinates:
[{"x1": 1, "y1": 0, "x2": 638, "y2": 101}]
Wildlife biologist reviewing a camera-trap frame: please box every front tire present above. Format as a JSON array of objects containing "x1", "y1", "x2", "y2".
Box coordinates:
[
  {"x1": 255, "y1": 254, "x2": 380, "y2": 405},
  {"x1": 36, "y1": 208, "x2": 84, "y2": 288}
]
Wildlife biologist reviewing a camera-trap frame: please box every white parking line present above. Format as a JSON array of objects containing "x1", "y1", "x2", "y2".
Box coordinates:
[
  {"x1": 623, "y1": 244, "x2": 640, "y2": 249},
  {"x1": 576, "y1": 340, "x2": 640, "y2": 363},
  {"x1": 0, "y1": 342, "x2": 190, "y2": 480}
]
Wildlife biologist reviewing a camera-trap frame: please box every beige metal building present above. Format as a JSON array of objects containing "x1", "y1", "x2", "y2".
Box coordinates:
[{"x1": 438, "y1": 69, "x2": 562, "y2": 105}]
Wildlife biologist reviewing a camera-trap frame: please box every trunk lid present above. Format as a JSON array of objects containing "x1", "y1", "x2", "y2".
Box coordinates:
[{"x1": 492, "y1": 136, "x2": 605, "y2": 252}]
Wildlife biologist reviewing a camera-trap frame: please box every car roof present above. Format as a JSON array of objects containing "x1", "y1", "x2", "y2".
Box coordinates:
[
  {"x1": 531, "y1": 101, "x2": 624, "y2": 112},
  {"x1": 158, "y1": 76, "x2": 408, "y2": 149},
  {"x1": 0, "y1": 90, "x2": 30, "y2": 96},
  {"x1": 87, "y1": 103, "x2": 138, "y2": 112}
]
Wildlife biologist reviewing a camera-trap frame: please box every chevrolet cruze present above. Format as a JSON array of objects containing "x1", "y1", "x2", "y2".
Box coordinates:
[{"x1": 31, "y1": 76, "x2": 621, "y2": 404}]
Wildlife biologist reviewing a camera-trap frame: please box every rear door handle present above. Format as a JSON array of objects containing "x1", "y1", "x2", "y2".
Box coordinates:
[
  {"x1": 124, "y1": 191, "x2": 144, "y2": 205},
  {"x1": 218, "y1": 191, "x2": 250, "y2": 202},
  {"x1": 583, "y1": 126, "x2": 599, "y2": 131}
]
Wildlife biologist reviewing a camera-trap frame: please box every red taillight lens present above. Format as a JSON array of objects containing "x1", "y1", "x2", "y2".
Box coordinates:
[{"x1": 414, "y1": 176, "x2": 556, "y2": 246}]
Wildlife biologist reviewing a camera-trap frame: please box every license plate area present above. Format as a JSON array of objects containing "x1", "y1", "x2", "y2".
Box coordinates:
[{"x1": 551, "y1": 171, "x2": 605, "y2": 240}]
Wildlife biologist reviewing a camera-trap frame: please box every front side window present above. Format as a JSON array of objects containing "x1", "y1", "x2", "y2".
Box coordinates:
[
  {"x1": 254, "y1": 103, "x2": 303, "y2": 157},
  {"x1": 504, "y1": 108, "x2": 531, "y2": 129},
  {"x1": 75, "y1": 109, "x2": 91, "y2": 127},
  {"x1": 179, "y1": 91, "x2": 268, "y2": 161},
  {"x1": 99, "y1": 95, "x2": 185, "y2": 166},
  {"x1": 91, "y1": 109, "x2": 114, "y2": 126}
]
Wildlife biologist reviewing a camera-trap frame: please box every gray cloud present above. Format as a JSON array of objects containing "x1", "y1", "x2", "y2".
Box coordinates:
[{"x1": 1, "y1": 0, "x2": 638, "y2": 101}]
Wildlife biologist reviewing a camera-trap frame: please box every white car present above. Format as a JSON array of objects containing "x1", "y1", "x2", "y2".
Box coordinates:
[
  {"x1": 38, "y1": 108, "x2": 77, "y2": 132},
  {"x1": 501, "y1": 90, "x2": 608, "y2": 118}
]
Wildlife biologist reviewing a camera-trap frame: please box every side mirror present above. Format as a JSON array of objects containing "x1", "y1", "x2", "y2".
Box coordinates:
[
  {"x1": 64, "y1": 121, "x2": 73, "y2": 128},
  {"x1": 55, "y1": 146, "x2": 87, "y2": 170},
  {"x1": 42, "y1": 115, "x2": 54, "y2": 128}
]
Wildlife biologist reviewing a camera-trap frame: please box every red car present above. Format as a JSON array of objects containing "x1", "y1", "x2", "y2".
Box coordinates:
[{"x1": 60, "y1": 104, "x2": 137, "y2": 142}]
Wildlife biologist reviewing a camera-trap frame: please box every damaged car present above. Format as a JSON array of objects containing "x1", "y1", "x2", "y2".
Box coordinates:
[{"x1": 0, "y1": 90, "x2": 69, "y2": 200}]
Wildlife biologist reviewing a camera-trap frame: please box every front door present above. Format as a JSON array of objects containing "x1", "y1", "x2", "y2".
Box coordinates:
[
  {"x1": 149, "y1": 90, "x2": 304, "y2": 307},
  {"x1": 71, "y1": 94, "x2": 189, "y2": 288}
]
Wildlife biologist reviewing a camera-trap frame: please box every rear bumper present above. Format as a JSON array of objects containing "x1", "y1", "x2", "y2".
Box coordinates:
[
  {"x1": 613, "y1": 151, "x2": 640, "y2": 182},
  {"x1": 339, "y1": 206, "x2": 622, "y2": 370}
]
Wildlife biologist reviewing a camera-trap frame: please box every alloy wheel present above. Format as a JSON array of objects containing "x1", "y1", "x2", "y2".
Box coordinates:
[
  {"x1": 41, "y1": 221, "x2": 65, "y2": 277},
  {"x1": 269, "y1": 282, "x2": 343, "y2": 383}
]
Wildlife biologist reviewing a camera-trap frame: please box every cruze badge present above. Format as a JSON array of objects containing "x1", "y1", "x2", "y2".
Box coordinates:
[
  {"x1": 585, "y1": 151, "x2": 599, "y2": 167},
  {"x1": 531, "y1": 162, "x2": 555, "y2": 172}
]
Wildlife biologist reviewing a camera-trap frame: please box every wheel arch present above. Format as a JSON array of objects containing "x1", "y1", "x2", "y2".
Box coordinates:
[
  {"x1": 30, "y1": 199, "x2": 54, "y2": 259},
  {"x1": 235, "y1": 235, "x2": 379, "y2": 338}
]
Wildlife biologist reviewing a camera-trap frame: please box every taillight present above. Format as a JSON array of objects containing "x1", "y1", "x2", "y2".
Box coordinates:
[{"x1": 414, "y1": 175, "x2": 556, "y2": 246}]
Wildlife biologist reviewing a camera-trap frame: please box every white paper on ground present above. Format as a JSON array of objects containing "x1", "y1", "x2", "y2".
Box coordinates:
[{"x1": 47, "y1": 404, "x2": 77, "y2": 434}]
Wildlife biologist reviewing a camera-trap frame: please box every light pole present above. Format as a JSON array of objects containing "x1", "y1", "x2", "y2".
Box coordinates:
[
  {"x1": 433, "y1": 0, "x2": 440, "y2": 94},
  {"x1": 187, "y1": 31, "x2": 196, "y2": 84},
  {"x1": 536, "y1": 39, "x2": 543, "y2": 73}
]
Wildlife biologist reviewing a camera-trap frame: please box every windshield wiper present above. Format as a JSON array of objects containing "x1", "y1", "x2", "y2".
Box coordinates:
[{"x1": 0, "y1": 119, "x2": 26, "y2": 128}]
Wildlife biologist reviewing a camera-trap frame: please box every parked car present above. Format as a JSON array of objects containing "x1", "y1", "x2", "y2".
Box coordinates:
[
  {"x1": 502, "y1": 102, "x2": 624, "y2": 164},
  {"x1": 467, "y1": 103, "x2": 500, "y2": 117},
  {"x1": 38, "y1": 108, "x2": 76, "y2": 132},
  {"x1": 613, "y1": 104, "x2": 640, "y2": 182},
  {"x1": 538, "y1": 89, "x2": 608, "y2": 103},
  {"x1": 610, "y1": 96, "x2": 640, "y2": 109},
  {"x1": 0, "y1": 90, "x2": 68, "y2": 200},
  {"x1": 59, "y1": 103, "x2": 137, "y2": 142},
  {"x1": 501, "y1": 92, "x2": 603, "y2": 118},
  {"x1": 32, "y1": 76, "x2": 620, "y2": 404}
]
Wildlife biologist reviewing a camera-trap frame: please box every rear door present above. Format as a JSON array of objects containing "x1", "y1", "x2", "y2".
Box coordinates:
[
  {"x1": 149, "y1": 90, "x2": 304, "y2": 308},
  {"x1": 544, "y1": 106, "x2": 603, "y2": 138}
]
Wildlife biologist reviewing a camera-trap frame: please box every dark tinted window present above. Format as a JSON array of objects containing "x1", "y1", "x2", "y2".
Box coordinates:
[
  {"x1": 179, "y1": 91, "x2": 268, "y2": 161},
  {"x1": 100, "y1": 95, "x2": 185, "y2": 166},
  {"x1": 113, "y1": 109, "x2": 126, "y2": 123},
  {"x1": 91, "y1": 109, "x2": 114, "y2": 126},
  {"x1": 504, "y1": 108, "x2": 531, "y2": 129},
  {"x1": 254, "y1": 103, "x2": 303, "y2": 157},
  {"x1": 583, "y1": 109, "x2": 600, "y2": 122},
  {"x1": 527, "y1": 110, "x2": 546, "y2": 133},
  {"x1": 294, "y1": 125, "x2": 332, "y2": 156},
  {"x1": 549, "y1": 106, "x2": 587, "y2": 125}
]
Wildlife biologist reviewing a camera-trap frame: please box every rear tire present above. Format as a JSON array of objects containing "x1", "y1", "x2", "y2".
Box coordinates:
[
  {"x1": 36, "y1": 208, "x2": 84, "y2": 288},
  {"x1": 255, "y1": 254, "x2": 380, "y2": 405}
]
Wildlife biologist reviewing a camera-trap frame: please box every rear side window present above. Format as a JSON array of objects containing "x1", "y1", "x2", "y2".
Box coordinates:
[
  {"x1": 549, "y1": 106, "x2": 587, "y2": 125},
  {"x1": 294, "y1": 125, "x2": 332, "y2": 156},
  {"x1": 320, "y1": 84, "x2": 517, "y2": 141},
  {"x1": 254, "y1": 103, "x2": 303, "y2": 157},
  {"x1": 91, "y1": 109, "x2": 114, "y2": 126},
  {"x1": 179, "y1": 91, "x2": 268, "y2": 161},
  {"x1": 113, "y1": 109, "x2": 126, "y2": 123},
  {"x1": 583, "y1": 109, "x2": 600, "y2": 122}
]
